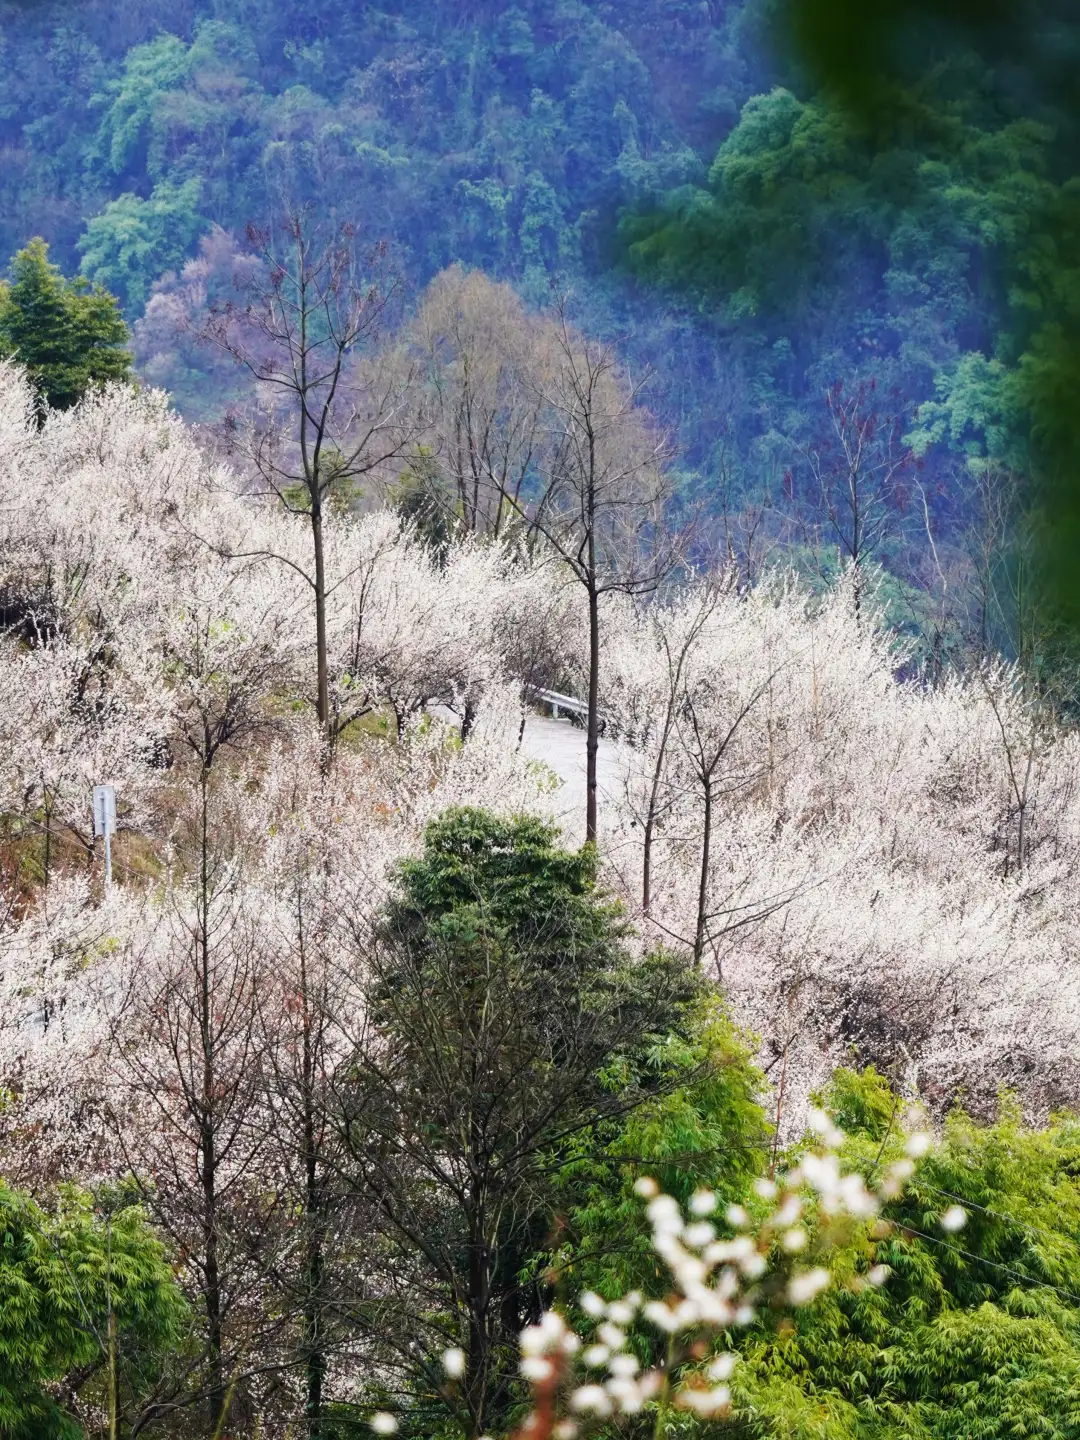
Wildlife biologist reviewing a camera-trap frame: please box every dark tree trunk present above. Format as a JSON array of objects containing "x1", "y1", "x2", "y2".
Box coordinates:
[
  {"x1": 301, "y1": 948, "x2": 326, "y2": 1440},
  {"x1": 586, "y1": 583, "x2": 600, "y2": 845},
  {"x1": 303, "y1": 1137, "x2": 325, "y2": 1438},
  {"x1": 311, "y1": 499, "x2": 330, "y2": 738},
  {"x1": 198, "y1": 768, "x2": 226, "y2": 1432},
  {"x1": 693, "y1": 772, "x2": 713, "y2": 967},
  {"x1": 464, "y1": 1192, "x2": 492, "y2": 1439}
]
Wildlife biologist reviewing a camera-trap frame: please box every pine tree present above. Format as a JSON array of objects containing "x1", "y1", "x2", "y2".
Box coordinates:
[{"x1": 0, "y1": 238, "x2": 131, "y2": 413}]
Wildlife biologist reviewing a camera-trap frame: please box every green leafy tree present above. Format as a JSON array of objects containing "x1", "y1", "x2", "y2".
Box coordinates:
[
  {"x1": 0, "y1": 1181, "x2": 187, "y2": 1440},
  {"x1": 540, "y1": 1065, "x2": 1080, "y2": 1440},
  {"x1": 390, "y1": 447, "x2": 457, "y2": 557},
  {"x1": 78, "y1": 179, "x2": 206, "y2": 312},
  {"x1": 623, "y1": 83, "x2": 1051, "y2": 370},
  {"x1": 0, "y1": 238, "x2": 131, "y2": 413},
  {"x1": 339, "y1": 807, "x2": 708, "y2": 1438},
  {"x1": 543, "y1": 993, "x2": 768, "y2": 1311},
  {"x1": 779, "y1": 0, "x2": 1080, "y2": 638},
  {"x1": 92, "y1": 33, "x2": 191, "y2": 181},
  {"x1": 730, "y1": 1068, "x2": 1080, "y2": 1440}
]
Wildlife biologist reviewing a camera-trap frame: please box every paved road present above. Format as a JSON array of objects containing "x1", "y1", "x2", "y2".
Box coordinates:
[
  {"x1": 430, "y1": 702, "x2": 622, "y2": 842},
  {"x1": 519, "y1": 712, "x2": 620, "y2": 843}
]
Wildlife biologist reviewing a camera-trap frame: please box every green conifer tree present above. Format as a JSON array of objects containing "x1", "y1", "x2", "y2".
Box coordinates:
[{"x1": 0, "y1": 238, "x2": 132, "y2": 413}]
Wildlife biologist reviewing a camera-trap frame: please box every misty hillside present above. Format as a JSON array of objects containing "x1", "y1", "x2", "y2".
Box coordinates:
[{"x1": 4, "y1": 0, "x2": 1074, "y2": 665}]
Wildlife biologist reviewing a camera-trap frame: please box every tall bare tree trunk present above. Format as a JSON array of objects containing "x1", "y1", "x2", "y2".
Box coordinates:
[
  {"x1": 198, "y1": 770, "x2": 225, "y2": 1432},
  {"x1": 464, "y1": 1180, "x2": 492, "y2": 1440},
  {"x1": 586, "y1": 582, "x2": 600, "y2": 846},
  {"x1": 299, "y1": 936, "x2": 326, "y2": 1439},
  {"x1": 201, "y1": 211, "x2": 414, "y2": 752},
  {"x1": 642, "y1": 813, "x2": 655, "y2": 914},
  {"x1": 303, "y1": 1110, "x2": 325, "y2": 1437},
  {"x1": 311, "y1": 498, "x2": 330, "y2": 737},
  {"x1": 642, "y1": 700, "x2": 678, "y2": 913},
  {"x1": 693, "y1": 773, "x2": 713, "y2": 967}
]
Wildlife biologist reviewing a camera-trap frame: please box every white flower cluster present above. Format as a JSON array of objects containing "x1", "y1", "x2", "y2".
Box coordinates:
[
  {"x1": 598, "y1": 568, "x2": 1080, "y2": 1127},
  {"x1": 3, "y1": 362, "x2": 1080, "y2": 1150},
  {"x1": 513, "y1": 1113, "x2": 930, "y2": 1434}
]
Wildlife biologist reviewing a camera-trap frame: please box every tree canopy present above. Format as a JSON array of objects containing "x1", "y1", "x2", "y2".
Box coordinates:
[
  {"x1": 0, "y1": 1182, "x2": 186, "y2": 1439},
  {"x1": 343, "y1": 806, "x2": 712, "y2": 1435},
  {"x1": 734, "y1": 1069, "x2": 1080, "y2": 1440},
  {"x1": 0, "y1": 238, "x2": 131, "y2": 412}
]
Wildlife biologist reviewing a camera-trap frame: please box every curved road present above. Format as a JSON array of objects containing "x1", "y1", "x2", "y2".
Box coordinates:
[{"x1": 518, "y1": 712, "x2": 621, "y2": 843}]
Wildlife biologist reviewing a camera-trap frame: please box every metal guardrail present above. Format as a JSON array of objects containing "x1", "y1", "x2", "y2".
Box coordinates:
[{"x1": 528, "y1": 686, "x2": 589, "y2": 720}]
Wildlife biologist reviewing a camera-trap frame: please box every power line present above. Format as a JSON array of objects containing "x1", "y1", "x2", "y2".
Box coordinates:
[
  {"x1": 890, "y1": 1221, "x2": 1080, "y2": 1309},
  {"x1": 864, "y1": 1114, "x2": 1080, "y2": 1267},
  {"x1": 910, "y1": 1174, "x2": 1080, "y2": 1254}
]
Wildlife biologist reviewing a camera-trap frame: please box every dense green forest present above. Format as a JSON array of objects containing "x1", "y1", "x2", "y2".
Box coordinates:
[
  {"x1": 0, "y1": 0, "x2": 772, "y2": 471},
  {"x1": 5, "y1": 0, "x2": 1078, "y2": 662}
]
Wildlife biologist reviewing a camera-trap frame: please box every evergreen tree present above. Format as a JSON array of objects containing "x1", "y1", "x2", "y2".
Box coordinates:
[
  {"x1": 0, "y1": 238, "x2": 132, "y2": 413},
  {"x1": 339, "y1": 807, "x2": 707, "y2": 1437}
]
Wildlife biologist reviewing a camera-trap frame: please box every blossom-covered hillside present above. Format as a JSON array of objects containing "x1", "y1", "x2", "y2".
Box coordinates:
[{"x1": 1, "y1": 364, "x2": 1076, "y2": 1182}]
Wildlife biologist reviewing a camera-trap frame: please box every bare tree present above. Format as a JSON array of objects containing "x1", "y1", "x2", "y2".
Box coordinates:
[
  {"x1": 798, "y1": 379, "x2": 916, "y2": 604},
  {"x1": 610, "y1": 583, "x2": 728, "y2": 915},
  {"x1": 504, "y1": 306, "x2": 680, "y2": 842},
  {"x1": 412, "y1": 266, "x2": 549, "y2": 538},
  {"x1": 964, "y1": 459, "x2": 1021, "y2": 660},
  {"x1": 254, "y1": 815, "x2": 359, "y2": 1440},
  {"x1": 202, "y1": 211, "x2": 418, "y2": 741},
  {"x1": 708, "y1": 425, "x2": 783, "y2": 588},
  {"x1": 105, "y1": 788, "x2": 282, "y2": 1435},
  {"x1": 677, "y1": 668, "x2": 782, "y2": 966}
]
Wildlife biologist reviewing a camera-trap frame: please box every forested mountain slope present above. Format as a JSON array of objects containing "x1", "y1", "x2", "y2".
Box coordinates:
[
  {"x1": 0, "y1": 0, "x2": 753, "y2": 309},
  {"x1": 0, "y1": 1, "x2": 762, "y2": 487},
  {"x1": 1, "y1": 0, "x2": 1077, "y2": 663},
  {"x1": 4, "y1": 362, "x2": 1080, "y2": 1434},
  {"x1": 7, "y1": 4, "x2": 1080, "y2": 1434}
]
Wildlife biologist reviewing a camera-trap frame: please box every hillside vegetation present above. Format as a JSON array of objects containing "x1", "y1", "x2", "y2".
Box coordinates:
[
  {"x1": 3, "y1": 0, "x2": 1079, "y2": 667},
  {"x1": 4, "y1": 1, "x2": 1080, "y2": 1435},
  {"x1": 2, "y1": 357, "x2": 1080, "y2": 1434}
]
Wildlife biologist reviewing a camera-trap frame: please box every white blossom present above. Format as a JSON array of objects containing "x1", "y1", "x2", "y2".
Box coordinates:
[
  {"x1": 941, "y1": 1205, "x2": 968, "y2": 1232},
  {"x1": 442, "y1": 1347, "x2": 466, "y2": 1379},
  {"x1": 788, "y1": 1267, "x2": 832, "y2": 1304}
]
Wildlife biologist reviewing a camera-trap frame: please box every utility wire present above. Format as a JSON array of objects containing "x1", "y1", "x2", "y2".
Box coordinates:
[
  {"x1": 908, "y1": 1174, "x2": 1080, "y2": 1253},
  {"x1": 864, "y1": 1110, "x2": 1080, "y2": 1264},
  {"x1": 890, "y1": 1221, "x2": 1080, "y2": 1309}
]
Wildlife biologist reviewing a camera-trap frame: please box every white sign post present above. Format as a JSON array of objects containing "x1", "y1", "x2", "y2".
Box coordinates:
[{"x1": 93, "y1": 784, "x2": 117, "y2": 887}]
